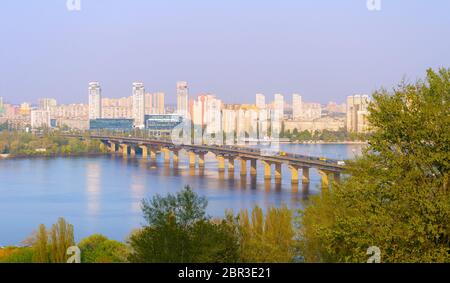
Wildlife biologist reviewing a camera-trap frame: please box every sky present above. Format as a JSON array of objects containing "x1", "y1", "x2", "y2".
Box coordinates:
[{"x1": 1, "y1": 0, "x2": 449, "y2": 105}]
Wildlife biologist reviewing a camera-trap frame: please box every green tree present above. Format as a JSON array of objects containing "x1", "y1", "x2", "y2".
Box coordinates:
[
  {"x1": 237, "y1": 206, "x2": 296, "y2": 263},
  {"x1": 141, "y1": 185, "x2": 208, "y2": 228},
  {"x1": 300, "y1": 68, "x2": 450, "y2": 263},
  {"x1": 32, "y1": 224, "x2": 49, "y2": 263},
  {"x1": 128, "y1": 186, "x2": 239, "y2": 263},
  {"x1": 50, "y1": 217, "x2": 75, "y2": 263},
  {"x1": 78, "y1": 234, "x2": 129, "y2": 263}
]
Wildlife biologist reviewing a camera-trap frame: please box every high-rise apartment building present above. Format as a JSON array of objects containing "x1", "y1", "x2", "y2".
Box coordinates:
[
  {"x1": 256, "y1": 93, "x2": 266, "y2": 109},
  {"x1": 50, "y1": 104, "x2": 89, "y2": 120},
  {"x1": 38, "y1": 98, "x2": 57, "y2": 111},
  {"x1": 302, "y1": 103, "x2": 322, "y2": 120},
  {"x1": 31, "y1": 109, "x2": 51, "y2": 129},
  {"x1": 204, "y1": 96, "x2": 222, "y2": 135},
  {"x1": 274, "y1": 94, "x2": 284, "y2": 114},
  {"x1": 346, "y1": 94, "x2": 370, "y2": 133},
  {"x1": 102, "y1": 97, "x2": 133, "y2": 119},
  {"x1": 132, "y1": 82, "x2": 146, "y2": 128},
  {"x1": 88, "y1": 82, "x2": 102, "y2": 120},
  {"x1": 144, "y1": 93, "x2": 153, "y2": 115},
  {"x1": 152, "y1": 92, "x2": 165, "y2": 114},
  {"x1": 292, "y1": 94, "x2": 302, "y2": 120},
  {"x1": 176, "y1": 81, "x2": 189, "y2": 117}
]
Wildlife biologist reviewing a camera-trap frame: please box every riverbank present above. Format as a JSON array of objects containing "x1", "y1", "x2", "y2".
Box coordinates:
[{"x1": 0, "y1": 152, "x2": 109, "y2": 160}]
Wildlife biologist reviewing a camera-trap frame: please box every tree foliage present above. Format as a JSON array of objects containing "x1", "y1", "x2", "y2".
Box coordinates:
[
  {"x1": 0, "y1": 131, "x2": 106, "y2": 155},
  {"x1": 237, "y1": 206, "x2": 296, "y2": 263},
  {"x1": 128, "y1": 186, "x2": 239, "y2": 263},
  {"x1": 78, "y1": 234, "x2": 129, "y2": 263},
  {"x1": 300, "y1": 68, "x2": 450, "y2": 262}
]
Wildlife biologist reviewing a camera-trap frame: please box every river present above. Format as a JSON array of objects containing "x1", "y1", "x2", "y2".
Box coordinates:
[{"x1": 0, "y1": 143, "x2": 364, "y2": 246}]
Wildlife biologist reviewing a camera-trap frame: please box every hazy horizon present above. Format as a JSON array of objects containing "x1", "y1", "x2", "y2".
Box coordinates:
[{"x1": 1, "y1": 0, "x2": 449, "y2": 105}]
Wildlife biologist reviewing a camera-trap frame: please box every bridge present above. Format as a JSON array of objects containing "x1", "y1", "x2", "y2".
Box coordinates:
[{"x1": 69, "y1": 134, "x2": 346, "y2": 190}]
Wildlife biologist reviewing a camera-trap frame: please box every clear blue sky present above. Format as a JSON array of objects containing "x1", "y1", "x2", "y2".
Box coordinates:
[{"x1": 1, "y1": 0, "x2": 449, "y2": 105}]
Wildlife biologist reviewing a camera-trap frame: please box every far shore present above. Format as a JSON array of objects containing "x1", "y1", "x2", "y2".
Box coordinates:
[{"x1": 0, "y1": 152, "x2": 108, "y2": 160}]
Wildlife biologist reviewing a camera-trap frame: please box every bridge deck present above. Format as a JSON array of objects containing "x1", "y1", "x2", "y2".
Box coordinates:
[{"x1": 83, "y1": 135, "x2": 346, "y2": 173}]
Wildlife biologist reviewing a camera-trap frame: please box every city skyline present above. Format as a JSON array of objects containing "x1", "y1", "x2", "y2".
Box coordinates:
[
  {"x1": 0, "y1": 81, "x2": 352, "y2": 107},
  {"x1": 1, "y1": 1, "x2": 449, "y2": 105}
]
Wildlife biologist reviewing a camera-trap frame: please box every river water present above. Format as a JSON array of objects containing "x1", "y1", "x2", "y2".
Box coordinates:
[{"x1": 0, "y1": 143, "x2": 363, "y2": 246}]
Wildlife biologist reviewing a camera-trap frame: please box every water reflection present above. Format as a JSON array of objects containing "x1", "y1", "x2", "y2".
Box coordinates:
[
  {"x1": 130, "y1": 170, "x2": 146, "y2": 213},
  {"x1": 86, "y1": 162, "x2": 101, "y2": 216}
]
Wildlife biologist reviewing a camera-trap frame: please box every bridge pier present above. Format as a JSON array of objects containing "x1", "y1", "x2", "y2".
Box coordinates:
[
  {"x1": 228, "y1": 158, "x2": 235, "y2": 174},
  {"x1": 318, "y1": 170, "x2": 331, "y2": 190},
  {"x1": 289, "y1": 165, "x2": 299, "y2": 184},
  {"x1": 275, "y1": 163, "x2": 282, "y2": 182},
  {"x1": 120, "y1": 144, "x2": 128, "y2": 157},
  {"x1": 173, "y1": 151, "x2": 180, "y2": 167},
  {"x1": 240, "y1": 159, "x2": 247, "y2": 177},
  {"x1": 109, "y1": 142, "x2": 117, "y2": 153},
  {"x1": 198, "y1": 153, "x2": 205, "y2": 168},
  {"x1": 302, "y1": 167, "x2": 310, "y2": 184},
  {"x1": 130, "y1": 146, "x2": 136, "y2": 158},
  {"x1": 250, "y1": 159, "x2": 257, "y2": 177},
  {"x1": 217, "y1": 156, "x2": 225, "y2": 172},
  {"x1": 162, "y1": 148, "x2": 171, "y2": 164},
  {"x1": 189, "y1": 152, "x2": 196, "y2": 168},
  {"x1": 140, "y1": 146, "x2": 148, "y2": 158},
  {"x1": 262, "y1": 161, "x2": 271, "y2": 180}
]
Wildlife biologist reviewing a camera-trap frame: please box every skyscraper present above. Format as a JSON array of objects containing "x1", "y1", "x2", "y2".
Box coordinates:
[
  {"x1": 272, "y1": 94, "x2": 284, "y2": 138},
  {"x1": 152, "y1": 92, "x2": 165, "y2": 114},
  {"x1": 38, "y1": 98, "x2": 57, "y2": 111},
  {"x1": 132, "y1": 82, "x2": 146, "y2": 128},
  {"x1": 176, "y1": 81, "x2": 189, "y2": 117},
  {"x1": 292, "y1": 94, "x2": 302, "y2": 120},
  {"x1": 346, "y1": 94, "x2": 370, "y2": 133},
  {"x1": 88, "y1": 82, "x2": 102, "y2": 120},
  {"x1": 256, "y1": 93, "x2": 266, "y2": 109},
  {"x1": 144, "y1": 93, "x2": 153, "y2": 115}
]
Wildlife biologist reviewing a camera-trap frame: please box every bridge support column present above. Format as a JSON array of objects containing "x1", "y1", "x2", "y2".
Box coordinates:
[
  {"x1": 275, "y1": 163, "x2": 282, "y2": 182},
  {"x1": 173, "y1": 151, "x2": 179, "y2": 167},
  {"x1": 121, "y1": 144, "x2": 128, "y2": 157},
  {"x1": 289, "y1": 166, "x2": 299, "y2": 184},
  {"x1": 262, "y1": 161, "x2": 271, "y2": 180},
  {"x1": 302, "y1": 167, "x2": 310, "y2": 184},
  {"x1": 109, "y1": 142, "x2": 116, "y2": 153},
  {"x1": 240, "y1": 159, "x2": 247, "y2": 176},
  {"x1": 198, "y1": 153, "x2": 205, "y2": 168},
  {"x1": 228, "y1": 158, "x2": 235, "y2": 174},
  {"x1": 130, "y1": 146, "x2": 136, "y2": 158},
  {"x1": 250, "y1": 159, "x2": 257, "y2": 176},
  {"x1": 140, "y1": 146, "x2": 148, "y2": 158},
  {"x1": 189, "y1": 152, "x2": 196, "y2": 168},
  {"x1": 162, "y1": 148, "x2": 171, "y2": 164},
  {"x1": 318, "y1": 170, "x2": 330, "y2": 190},
  {"x1": 217, "y1": 156, "x2": 225, "y2": 172}
]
